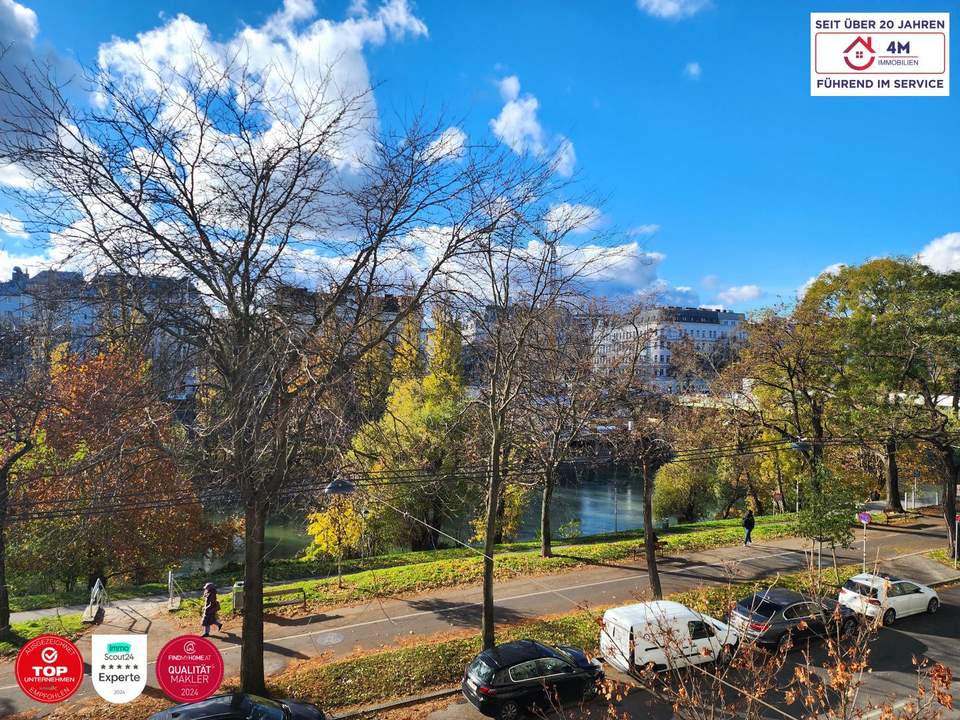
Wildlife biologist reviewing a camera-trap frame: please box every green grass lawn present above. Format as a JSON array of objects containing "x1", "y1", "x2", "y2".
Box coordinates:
[
  {"x1": 10, "y1": 581, "x2": 169, "y2": 614},
  {"x1": 11, "y1": 514, "x2": 797, "y2": 615},
  {"x1": 180, "y1": 514, "x2": 799, "y2": 617},
  {"x1": 0, "y1": 613, "x2": 86, "y2": 656}
]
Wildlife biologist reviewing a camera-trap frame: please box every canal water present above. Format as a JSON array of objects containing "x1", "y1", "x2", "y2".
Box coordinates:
[{"x1": 184, "y1": 469, "x2": 649, "y2": 573}]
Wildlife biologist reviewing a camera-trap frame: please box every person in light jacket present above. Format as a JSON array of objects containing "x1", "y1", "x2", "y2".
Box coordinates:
[{"x1": 200, "y1": 582, "x2": 223, "y2": 637}]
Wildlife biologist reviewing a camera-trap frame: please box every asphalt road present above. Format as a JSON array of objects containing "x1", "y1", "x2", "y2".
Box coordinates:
[
  {"x1": 0, "y1": 516, "x2": 953, "y2": 717},
  {"x1": 430, "y1": 585, "x2": 960, "y2": 720}
]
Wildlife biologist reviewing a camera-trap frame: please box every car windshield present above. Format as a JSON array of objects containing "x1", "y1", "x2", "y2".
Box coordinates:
[
  {"x1": 843, "y1": 580, "x2": 878, "y2": 599},
  {"x1": 737, "y1": 596, "x2": 782, "y2": 619},
  {"x1": 467, "y1": 658, "x2": 495, "y2": 684},
  {"x1": 551, "y1": 646, "x2": 576, "y2": 664}
]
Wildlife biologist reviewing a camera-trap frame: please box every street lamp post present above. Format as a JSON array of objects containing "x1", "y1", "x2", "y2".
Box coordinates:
[{"x1": 790, "y1": 439, "x2": 812, "y2": 514}]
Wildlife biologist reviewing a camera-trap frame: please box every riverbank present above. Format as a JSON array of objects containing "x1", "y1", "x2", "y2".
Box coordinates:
[
  {"x1": 177, "y1": 513, "x2": 800, "y2": 618},
  {"x1": 9, "y1": 513, "x2": 799, "y2": 614}
]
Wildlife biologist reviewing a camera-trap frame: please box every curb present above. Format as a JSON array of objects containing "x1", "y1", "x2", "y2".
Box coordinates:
[
  {"x1": 928, "y1": 576, "x2": 960, "y2": 588},
  {"x1": 331, "y1": 687, "x2": 461, "y2": 720}
]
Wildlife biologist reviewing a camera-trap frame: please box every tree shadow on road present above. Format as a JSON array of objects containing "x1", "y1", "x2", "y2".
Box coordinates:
[{"x1": 403, "y1": 597, "x2": 528, "y2": 628}]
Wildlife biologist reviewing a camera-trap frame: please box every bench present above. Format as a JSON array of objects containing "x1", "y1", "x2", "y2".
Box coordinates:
[
  {"x1": 234, "y1": 587, "x2": 307, "y2": 614},
  {"x1": 630, "y1": 541, "x2": 668, "y2": 561}
]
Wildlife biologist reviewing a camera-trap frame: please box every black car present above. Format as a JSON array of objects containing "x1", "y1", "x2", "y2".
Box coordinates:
[
  {"x1": 147, "y1": 693, "x2": 325, "y2": 720},
  {"x1": 728, "y1": 588, "x2": 860, "y2": 652},
  {"x1": 462, "y1": 639, "x2": 604, "y2": 720}
]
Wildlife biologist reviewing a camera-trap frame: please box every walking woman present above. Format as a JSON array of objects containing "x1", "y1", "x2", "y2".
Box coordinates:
[
  {"x1": 200, "y1": 582, "x2": 223, "y2": 637},
  {"x1": 742, "y1": 509, "x2": 755, "y2": 546}
]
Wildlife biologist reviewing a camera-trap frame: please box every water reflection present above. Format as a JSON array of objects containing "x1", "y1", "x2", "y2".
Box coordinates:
[{"x1": 515, "y1": 470, "x2": 647, "y2": 540}]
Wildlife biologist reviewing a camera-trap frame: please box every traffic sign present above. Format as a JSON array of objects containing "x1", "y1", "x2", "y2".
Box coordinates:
[{"x1": 857, "y1": 511, "x2": 872, "y2": 525}]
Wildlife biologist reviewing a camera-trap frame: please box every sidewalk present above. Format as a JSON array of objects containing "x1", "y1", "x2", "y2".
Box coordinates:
[{"x1": 1, "y1": 515, "x2": 951, "y2": 718}]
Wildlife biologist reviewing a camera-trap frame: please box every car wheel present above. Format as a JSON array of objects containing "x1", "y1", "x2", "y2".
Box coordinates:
[
  {"x1": 882, "y1": 608, "x2": 896, "y2": 627},
  {"x1": 927, "y1": 598, "x2": 940, "y2": 614},
  {"x1": 840, "y1": 618, "x2": 858, "y2": 639},
  {"x1": 583, "y1": 679, "x2": 599, "y2": 701},
  {"x1": 716, "y1": 644, "x2": 735, "y2": 666},
  {"x1": 497, "y1": 701, "x2": 522, "y2": 720},
  {"x1": 776, "y1": 633, "x2": 792, "y2": 654}
]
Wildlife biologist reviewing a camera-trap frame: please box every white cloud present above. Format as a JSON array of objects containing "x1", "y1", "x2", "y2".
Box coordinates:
[
  {"x1": 1, "y1": 0, "x2": 38, "y2": 42},
  {"x1": 636, "y1": 0, "x2": 711, "y2": 19},
  {"x1": 699, "y1": 303, "x2": 725, "y2": 311},
  {"x1": 553, "y1": 136, "x2": 576, "y2": 178},
  {"x1": 0, "y1": 212, "x2": 28, "y2": 238},
  {"x1": 489, "y1": 74, "x2": 575, "y2": 176},
  {"x1": 701, "y1": 274, "x2": 719, "y2": 290},
  {"x1": 498, "y1": 74, "x2": 520, "y2": 102},
  {"x1": 684, "y1": 61, "x2": 702, "y2": 79},
  {"x1": 545, "y1": 203, "x2": 602, "y2": 235},
  {"x1": 96, "y1": 0, "x2": 428, "y2": 169},
  {"x1": 424, "y1": 127, "x2": 467, "y2": 163},
  {"x1": 717, "y1": 284, "x2": 763, "y2": 305},
  {"x1": 0, "y1": 248, "x2": 48, "y2": 281},
  {"x1": 798, "y1": 262, "x2": 845, "y2": 297},
  {"x1": 490, "y1": 87, "x2": 545, "y2": 156},
  {"x1": 0, "y1": 163, "x2": 32, "y2": 188},
  {"x1": 917, "y1": 232, "x2": 960, "y2": 274},
  {"x1": 627, "y1": 224, "x2": 660, "y2": 237}
]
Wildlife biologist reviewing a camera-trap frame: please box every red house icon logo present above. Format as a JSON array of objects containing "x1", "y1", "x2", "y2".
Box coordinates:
[{"x1": 843, "y1": 36, "x2": 875, "y2": 70}]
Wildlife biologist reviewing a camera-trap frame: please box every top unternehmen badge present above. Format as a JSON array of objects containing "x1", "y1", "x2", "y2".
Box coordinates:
[{"x1": 811, "y1": 13, "x2": 950, "y2": 96}]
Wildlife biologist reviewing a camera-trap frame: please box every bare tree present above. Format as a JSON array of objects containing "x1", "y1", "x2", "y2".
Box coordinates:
[
  {"x1": 0, "y1": 53, "x2": 553, "y2": 691},
  {"x1": 515, "y1": 298, "x2": 650, "y2": 557},
  {"x1": 453, "y1": 200, "x2": 620, "y2": 648}
]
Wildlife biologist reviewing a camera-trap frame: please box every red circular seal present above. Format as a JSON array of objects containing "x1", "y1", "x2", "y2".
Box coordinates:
[
  {"x1": 15, "y1": 634, "x2": 85, "y2": 703},
  {"x1": 155, "y1": 635, "x2": 224, "y2": 703}
]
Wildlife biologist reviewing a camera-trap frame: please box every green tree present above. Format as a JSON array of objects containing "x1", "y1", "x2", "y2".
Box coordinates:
[
  {"x1": 653, "y1": 461, "x2": 714, "y2": 522},
  {"x1": 796, "y1": 467, "x2": 858, "y2": 582},
  {"x1": 349, "y1": 307, "x2": 471, "y2": 551},
  {"x1": 305, "y1": 497, "x2": 366, "y2": 588},
  {"x1": 391, "y1": 309, "x2": 423, "y2": 382}
]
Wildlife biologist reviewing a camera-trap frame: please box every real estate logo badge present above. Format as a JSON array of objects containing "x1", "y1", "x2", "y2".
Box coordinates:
[{"x1": 91, "y1": 635, "x2": 147, "y2": 704}]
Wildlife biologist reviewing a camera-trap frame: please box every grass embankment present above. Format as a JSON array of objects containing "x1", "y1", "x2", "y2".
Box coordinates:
[
  {"x1": 8, "y1": 515, "x2": 796, "y2": 614},
  {"x1": 179, "y1": 514, "x2": 799, "y2": 617},
  {"x1": 0, "y1": 613, "x2": 86, "y2": 656}
]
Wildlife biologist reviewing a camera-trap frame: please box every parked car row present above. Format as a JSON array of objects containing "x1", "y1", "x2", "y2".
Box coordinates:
[{"x1": 461, "y1": 572, "x2": 942, "y2": 719}]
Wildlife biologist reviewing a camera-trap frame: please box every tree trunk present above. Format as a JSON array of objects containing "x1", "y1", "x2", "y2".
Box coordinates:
[
  {"x1": 240, "y1": 498, "x2": 268, "y2": 695},
  {"x1": 642, "y1": 461, "x2": 662, "y2": 599},
  {"x1": 941, "y1": 447, "x2": 958, "y2": 559},
  {"x1": 540, "y1": 467, "x2": 554, "y2": 558},
  {"x1": 746, "y1": 471, "x2": 765, "y2": 515},
  {"x1": 0, "y1": 470, "x2": 9, "y2": 637},
  {"x1": 481, "y1": 437, "x2": 502, "y2": 650},
  {"x1": 884, "y1": 437, "x2": 905, "y2": 513},
  {"x1": 774, "y1": 463, "x2": 786, "y2": 514}
]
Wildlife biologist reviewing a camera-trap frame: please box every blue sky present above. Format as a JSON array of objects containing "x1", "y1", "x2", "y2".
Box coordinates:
[{"x1": 1, "y1": 0, "x2": 957, "y2": 310}]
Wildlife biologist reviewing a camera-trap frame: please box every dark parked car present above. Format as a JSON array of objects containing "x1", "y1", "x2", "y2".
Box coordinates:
[
  {"x1": 147, "y1": 693, "x2": 325, "y2": 720},
  {"x1": 728, "y1": 588, "x2": 860, "y2": 652},
  {"x1": 462, "y1": 639, "x2": 604, "y2": 720}
]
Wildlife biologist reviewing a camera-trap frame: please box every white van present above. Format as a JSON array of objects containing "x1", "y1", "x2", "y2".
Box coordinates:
[{"x1": 600, "y1": 600, "x2": 740, "y2": 673}]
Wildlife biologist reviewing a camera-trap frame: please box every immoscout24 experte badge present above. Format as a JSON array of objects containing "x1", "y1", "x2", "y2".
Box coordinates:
[{"x1": 91, "y1": 635, "x2": 147, "y2": 704}]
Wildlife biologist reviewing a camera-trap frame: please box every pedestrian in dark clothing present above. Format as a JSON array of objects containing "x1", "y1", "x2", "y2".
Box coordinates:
[
  {"x1": 201, "y1": 582, "x2": 222, "y2": 637},
  {"x1": 742, "y1": 510, "x2": 755, "y2": 546}
]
